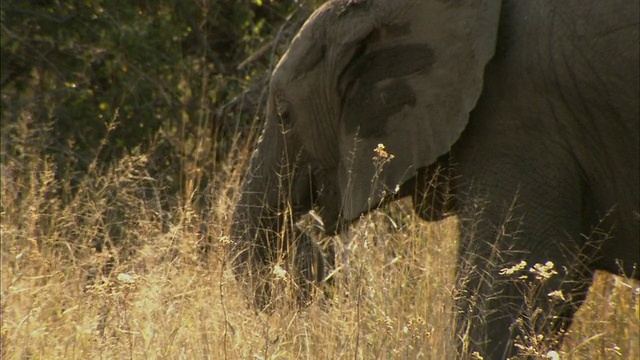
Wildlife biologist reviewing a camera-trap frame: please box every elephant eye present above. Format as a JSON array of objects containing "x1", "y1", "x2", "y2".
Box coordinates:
[
  {"x1": 278, "y1": 108, "x2": 290, "y2": 122},
  {"x1": 276, "y1": 99, "x2": 291, "y2": 124}
]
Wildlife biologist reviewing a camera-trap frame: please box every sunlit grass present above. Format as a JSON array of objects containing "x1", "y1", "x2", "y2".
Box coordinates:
[{"x1": 2, "y1": 139, "x2": 638, "y2": 359}]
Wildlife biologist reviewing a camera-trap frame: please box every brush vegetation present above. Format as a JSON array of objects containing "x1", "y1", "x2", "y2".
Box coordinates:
[
  {"x1": 2, "y1": 137, "x2": 639, "y2": 359},
  {"x1": 2, "y1": 1, "x2": 638, "y2": 359}
]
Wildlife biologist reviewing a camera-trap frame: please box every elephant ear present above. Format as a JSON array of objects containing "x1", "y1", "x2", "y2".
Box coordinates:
[{"x1": 334, "y1": 0, "x2": 501, "y2": 220}]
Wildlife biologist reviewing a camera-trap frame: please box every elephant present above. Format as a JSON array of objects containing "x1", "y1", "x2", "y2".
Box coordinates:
[{"x1": 229, "y1": 0, "x2": 639, "y2": 358}]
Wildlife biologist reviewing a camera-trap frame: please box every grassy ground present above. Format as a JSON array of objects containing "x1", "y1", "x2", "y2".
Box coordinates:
[{"x1": 2, "y1": 144, "x2": 638, "y2": 359}]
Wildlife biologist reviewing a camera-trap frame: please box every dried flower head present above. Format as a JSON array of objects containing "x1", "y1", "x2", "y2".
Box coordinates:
[
  {"x1": 272, "y1": 264, "x2": 288, "y2": 280},
  {"x1": 373, "y1": 143, "x2": 395, "y2": 164},
  {"x1": 499, "y1": 260, "x2": 528, "y2": 276},
  {"x1": 529, "y1": 261, "x2": 558, "y2": 280},
  {"x1": 547, "y1": 290, "x2": 566, "y2": 301}
]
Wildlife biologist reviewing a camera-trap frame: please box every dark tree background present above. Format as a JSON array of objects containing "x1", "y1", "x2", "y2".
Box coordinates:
[
  {"x1": 1, "y1": 0, "x2": 320, "y2": 196},
  {"x1": 1, "y1": 0, "x2": 324, "y2": 261}
]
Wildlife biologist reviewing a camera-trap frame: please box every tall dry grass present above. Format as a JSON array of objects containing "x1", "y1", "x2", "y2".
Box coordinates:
[{"x1": 2, "y1": 123, "x2": 638, "y2": 359}]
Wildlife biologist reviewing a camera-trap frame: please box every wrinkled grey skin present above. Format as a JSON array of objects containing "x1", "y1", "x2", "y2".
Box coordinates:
[{"x1": 230, "y1": 0, "x2": 639, "y2": 358}]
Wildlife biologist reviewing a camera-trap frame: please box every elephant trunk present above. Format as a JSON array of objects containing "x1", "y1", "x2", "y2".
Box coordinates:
[{"x1": 229, "y1": 120, "x2": 316, "y2": 310}]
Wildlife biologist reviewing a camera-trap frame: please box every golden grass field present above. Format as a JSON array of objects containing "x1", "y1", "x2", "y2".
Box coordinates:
[{"x1": 2, "y1": 137, "x2": 639, "y2": 359}]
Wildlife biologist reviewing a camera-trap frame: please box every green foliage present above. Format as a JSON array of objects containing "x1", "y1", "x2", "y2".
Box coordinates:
[
  {"x1": 1, "y1": 0, "x2": 324, "y2": 256},
  {"x1": 1, "y1": 0, "x2": 316, "y2": 181}
]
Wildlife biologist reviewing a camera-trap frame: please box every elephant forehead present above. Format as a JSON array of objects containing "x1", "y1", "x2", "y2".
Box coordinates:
[
  {"x1": 343, "y1": 79, "x2": 417, "y2": 138},
  {"x1": 273, "y1": 41, "x2": 326, "y2": 86}
]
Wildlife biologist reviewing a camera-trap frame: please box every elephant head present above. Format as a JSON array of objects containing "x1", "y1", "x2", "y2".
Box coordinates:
[{"x1": 229, "y1": 0, "x2": 501, "y2": 309}]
